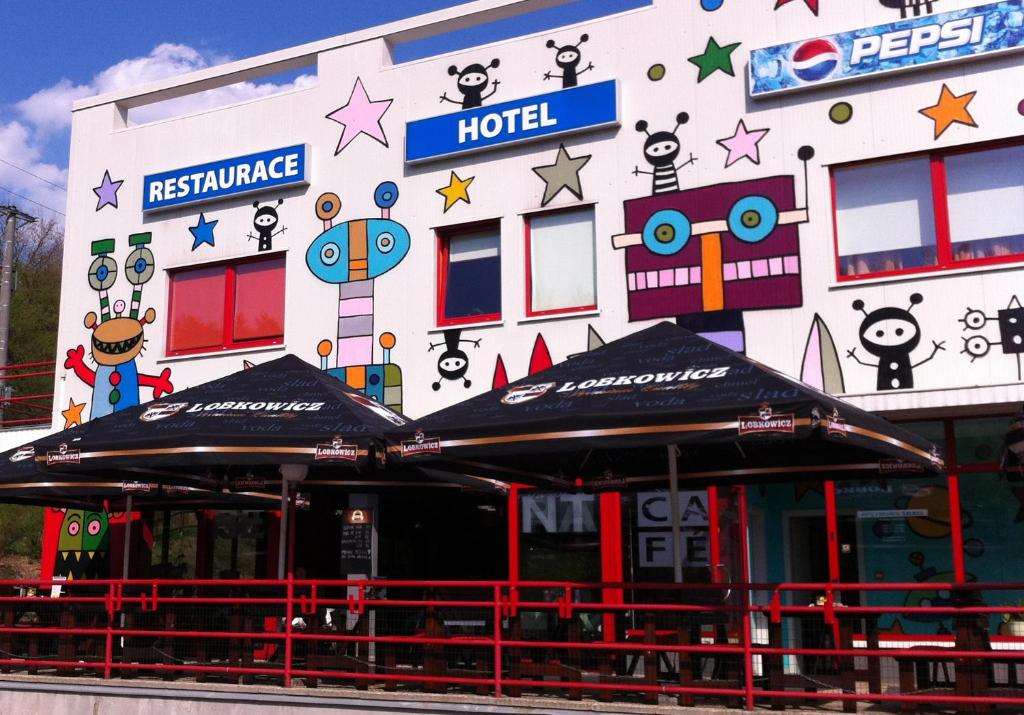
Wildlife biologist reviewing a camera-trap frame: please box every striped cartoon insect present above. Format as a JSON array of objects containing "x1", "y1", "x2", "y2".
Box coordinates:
[
  {"x1": 64, "y1": 233, "x2": 173, "y2": 419},
  {"x1": 632, "y1": 112, "x2": 696, "y2": 195}
]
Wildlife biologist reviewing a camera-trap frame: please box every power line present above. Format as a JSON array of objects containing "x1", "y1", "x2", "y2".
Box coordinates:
[
  {"x1": 0, "y1": 185, "x2": 65, "y2": 217},
  {"x1": 0, "y1": 157, "x2": 66, "y2": 192}
]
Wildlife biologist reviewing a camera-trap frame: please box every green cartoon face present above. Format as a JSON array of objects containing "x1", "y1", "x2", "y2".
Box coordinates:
[
  {"x1": 58, "y1": 510, "x2": 84, "y2": 552},
  {"x1": 81, "y1": 511, "x2": 109, "y2": 553}
]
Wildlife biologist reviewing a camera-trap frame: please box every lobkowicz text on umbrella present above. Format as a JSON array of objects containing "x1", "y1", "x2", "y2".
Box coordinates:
[
  {"x1": 555, "y1": 367, "x2": 731, "y2": 393},
  {"x1": 185, "y1": 401, "x2": 326, "y2": 412}
]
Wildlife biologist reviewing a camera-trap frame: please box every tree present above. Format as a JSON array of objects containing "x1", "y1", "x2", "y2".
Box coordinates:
[{"x1": 0, "y1": 217, "x2": 64, "y2": 578}]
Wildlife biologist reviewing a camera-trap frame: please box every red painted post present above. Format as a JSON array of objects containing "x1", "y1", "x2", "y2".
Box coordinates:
[
  {"x1": 824, "y1": 480, "x2": 840, "y2": 583},
  {"x1": 104, "y1": 582, "x2": 114, "y2": 679},
  {"x1": 508, "y1": 485, "x2": 521, "y2": 584},
  {"x1": 944, "y1": 420, "x2": 966, "y2": 584},
  {"x1": 737, "y1": 485, "x2": 755, "y2": 710},
  {"x1": 284, "y1": 576, "x2": 294, "y2": 687},
  {"x1": 493, "y1": 584, "x2": 503, "y2": 697},
  {"x1": 708, "y1": 485, "x2": 720, "y2": 583},
  {"x1": 599, "y1": 492, "x2": 624, "y2": 641}
]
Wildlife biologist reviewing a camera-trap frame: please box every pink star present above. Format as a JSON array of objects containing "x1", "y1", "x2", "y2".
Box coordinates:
[
  {"x1": 326, "y1": 77, "x2": 393, "y2": 155},
  {"x1": 716, "y1": 119, "x2": 770, "y2": 168}
]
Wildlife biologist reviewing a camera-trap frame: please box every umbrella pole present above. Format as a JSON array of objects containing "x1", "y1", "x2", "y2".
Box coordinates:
[
  {"x1": 122, "y1": 495, "x2": 133, "y2": 579},
  {"x1": 668, "y1": 445, "x2": 683, "y2": 584}
]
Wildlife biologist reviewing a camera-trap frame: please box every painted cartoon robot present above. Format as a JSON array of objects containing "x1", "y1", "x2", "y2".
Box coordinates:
[
  {"x1": 54, "y1": 508, "x2": 110, "y2": 581},
  {"x1": 307, "y1": 183, "x2": 409, "y2": 411},
  {"x1": 65, "y1": 234, "x2": 173, "y2": 419},
  {"x1": 612, "y1": 147, "x2": 814, "y2": 353}
]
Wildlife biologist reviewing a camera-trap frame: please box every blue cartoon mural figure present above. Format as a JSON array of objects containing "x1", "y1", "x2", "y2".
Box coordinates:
[
  {"x1": 65, "y1": 234, "x2": 173, "y2": 419},
  {"x1": 307, "y1": 183, "x2": 408, "y2": 411}
]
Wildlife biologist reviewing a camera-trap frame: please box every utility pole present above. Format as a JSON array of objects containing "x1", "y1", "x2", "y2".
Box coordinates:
[{"x1": 0, "y1": 206, "x2": 39, "y2": 425}]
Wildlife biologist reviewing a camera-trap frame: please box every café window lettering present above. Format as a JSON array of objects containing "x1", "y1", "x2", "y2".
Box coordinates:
[
  {"x1": 636, "y1": 490, "x2": 709, "y2": 568},
  {"x1": 521, "y1": 493, "x2": 597, "y2": 534},
  {"x1": 833, "y1": 142, "x2": 1024, "y2": 280},
  {"x1": 167, "y1": 254, "x2": 285, "y2": 356}
]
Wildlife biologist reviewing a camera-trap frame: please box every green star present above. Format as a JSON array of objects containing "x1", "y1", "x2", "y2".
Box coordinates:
[{"x1": 687, "y1": 36, "x2": 741, "y2": 82}]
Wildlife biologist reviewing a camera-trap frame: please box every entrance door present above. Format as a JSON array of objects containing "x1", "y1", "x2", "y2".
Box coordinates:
[{"x1": 788, "y1": 515, "x2": 861, "y2": 600}]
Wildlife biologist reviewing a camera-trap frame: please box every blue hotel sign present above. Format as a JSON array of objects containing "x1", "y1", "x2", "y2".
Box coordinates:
[
  {"x1": 142, "y1": 144, "x2": 309, "y2": 212},
  {"x1": 750, "y1": 0, "x2": 1024, "y2": 97},
  {"x1": 405, "y1": 80, "x2": 618, "y2": 163}
]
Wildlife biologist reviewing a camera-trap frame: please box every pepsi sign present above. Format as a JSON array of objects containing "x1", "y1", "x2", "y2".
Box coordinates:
[{"x1": 750, "y1": 1, "x2": 1024, "y2": 97}]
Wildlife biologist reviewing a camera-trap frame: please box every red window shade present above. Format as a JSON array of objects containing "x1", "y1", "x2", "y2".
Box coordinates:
[
  {"x1": 168, "y1": 266, "x2": 226, "y2": 352},
  {"x1": 233, "y1": 257, "x2": 285, "y2": 342}
]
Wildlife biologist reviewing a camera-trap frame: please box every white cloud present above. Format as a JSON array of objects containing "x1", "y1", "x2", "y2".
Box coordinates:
[
  {"x1": 0, "y1": 120, "x2": 68, "y2": 218},
  {"x1": 6, "y1": 43, "x2": 315, "y2": 220}
]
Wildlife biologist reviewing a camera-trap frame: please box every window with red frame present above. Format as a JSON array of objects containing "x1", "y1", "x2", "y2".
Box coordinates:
[
  {"x1": 437, "y1": 222, "x2": 501, "y2": 326},
  {"x1": 833, "y1": 142, "x2": 1024, "y2": 280},
  {"x1": 167, "y1": 255, "x2": 285, "y2": 355},
  {"x1": 526, "y1": 207, "x2": 597, "y2": 317}
]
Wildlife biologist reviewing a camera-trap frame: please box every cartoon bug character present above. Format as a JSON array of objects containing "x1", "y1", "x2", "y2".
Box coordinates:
[
  {"x1": 429, "y1": 328, "x2": 481, "y2": 391},
  {"x1": 440, "y1": 59, "x2": 501, "y2": 109},
  {"x1": 65, "y1": 234, "x2": 173, "y2": 419},
  {"x1": 633, "y1": 112, "x2": 696, "y2": 195},
  {"x1": 543, "y1": 34, "x2": 593, "y2": 88},
  {"x1": 248, "y1": 199, "x2": 286, "y2": 252},
  {"x1": 308, "y1": 183, "x2": 408, "y2": 411},
  {"x1": 846, "y1": 293, "x2": 945, "y2": 391},
  {"x1": 54, "y1": 508, "x2": 110, "y2": 580}
]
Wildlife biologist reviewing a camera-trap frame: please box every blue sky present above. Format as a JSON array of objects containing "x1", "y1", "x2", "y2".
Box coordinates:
[{"x1": 0, "y1": 0, "x2": 646, "y2": 222}]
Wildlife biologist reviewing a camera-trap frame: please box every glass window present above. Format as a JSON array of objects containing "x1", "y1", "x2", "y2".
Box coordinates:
[
  {"x1": 439, "y1": 224, "x2": 501, "y2": 324},
  {"x1": 168, "y1": 265, "x2": 226, "y2": 352},
  {"x1": 834, "y1": 157, "x2": 937, "y2": 277},
  {"x1": 167, "y1": 255, "x2": 285, "y2": 355},
  {"x1": 527, "y1": 208, "x2": 596, "y2": 315},
  {"x1": 953, "y1": 416, "x2": 1008, "y2": 466},
  {"x1": 233, "y1": 256, "x2": 286, "y2": 342},
  {"x1": 945, "y1": 146, "x2": 1024, "y2": 262}
]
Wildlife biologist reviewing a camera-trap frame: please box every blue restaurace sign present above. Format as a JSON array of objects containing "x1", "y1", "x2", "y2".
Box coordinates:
[
  {"x1": 405, "y1": 80, "x2": 619, "y2": 163},
  {"x1": 142, "y1": 144, "x2": 310, "y2": 212},
  {"x1": 750, "y1": 0, "x2": 1024, "y2": 97}
]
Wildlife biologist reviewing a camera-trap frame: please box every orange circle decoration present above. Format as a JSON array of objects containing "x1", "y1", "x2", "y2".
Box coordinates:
[
  {"x1": 316, "y1": 339, "x2": 333, "y2": 357},
  {"x1": 379, "y1": 332, "x2": 397, "y2": 350},
  {"x1": 316, "y1": 193, "x2": 342, "y2": 221}
]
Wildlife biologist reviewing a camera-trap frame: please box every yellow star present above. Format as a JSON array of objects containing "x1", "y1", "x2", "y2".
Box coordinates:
[
  {"x1": 62, "y1": 398, "x2": 86, "y2": 429},
  {"x1": 435, "y1": 171, "x2": 474, "y2": 212},
  {"x1": 918, "y1": 84, "x2": 977, "y2": 140}
]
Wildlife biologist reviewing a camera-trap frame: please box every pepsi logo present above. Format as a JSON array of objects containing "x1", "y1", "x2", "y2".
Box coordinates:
[{"x1": 791, "y1": 39, "x2": 840, "y2": 83}]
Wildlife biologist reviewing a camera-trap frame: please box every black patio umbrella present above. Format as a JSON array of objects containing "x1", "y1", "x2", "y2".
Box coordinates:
[
  {"x1": 33, "y1": 354, "x2": 409, "y2": 473},
  {"x1": 0, "y1": 444, "x2": 281, "y2": 509},
  {"x1": 389, "y1": 322, "x2": 942, "y2": 490}
]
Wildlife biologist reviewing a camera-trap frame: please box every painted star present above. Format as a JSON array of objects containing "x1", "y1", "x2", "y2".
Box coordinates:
[
  {"x1": 436, "y1": 171, "x2": 474, "y2": 212},
  {"x1": 774, "y1": 0, "x2": 819, "y2": 15},
  {"x1": 687, "y1": 37, "x2": 741, "y2": 83},
  {"x1": 716, "y1": 119, "x2": 770, "y2": 167},
  {"x1": 532, "y1": 144, "x2": 592, "y2": 207},
  {"x1": 92, "y1": 170, "x2": 124, "y2": 211},
  {"x1": 919, "y1": 83, "x2": 978, "y2": 139},
  {"x1": 326, "y1": 77, "x2": 393, "y2": 155},
  {"x1": 62, "y1": 398, "x2": 86, "y2": 429},
  {"x1": 188, "y1": 213, "x2": 218, "y2": 250}
]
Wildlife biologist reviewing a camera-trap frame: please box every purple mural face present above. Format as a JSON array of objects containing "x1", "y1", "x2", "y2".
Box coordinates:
[{"x1": 615, "y1": 176, "x2": 805, "y2": 322}]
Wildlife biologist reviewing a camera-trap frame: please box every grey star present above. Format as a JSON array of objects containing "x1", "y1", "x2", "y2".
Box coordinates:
[{"x1": 532, "y1": 144, "x2": 591, "y2": 207}]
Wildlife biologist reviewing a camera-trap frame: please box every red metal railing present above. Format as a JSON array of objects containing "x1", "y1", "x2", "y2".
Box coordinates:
[
  {"x1": 0, "y1": 360, "x2": 55, "y2": 428},
  {"x1": 1, "y1": 577, "x2": 1023, "y2": 710}
]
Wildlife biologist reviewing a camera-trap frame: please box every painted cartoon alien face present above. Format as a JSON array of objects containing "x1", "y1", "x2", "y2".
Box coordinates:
[
  {"x1": 58, "y1": 510, "x2": 84, "y2": 552},
  {"x1": 459, "y1": 71, "x2": 489, "y2": 90},
  {"x1": 307, "y1": 183, "x2": 410, "y2": 285},
  {"x1": 82, "y1": 510, "x2": 109, "y2": 552},
  {"x1": 860, "y1": 314, "x2": 921, "y2": 355},
  {"x1": 618, "y1": 176, "x2": 804, "y2": 321},
  {"x1": 556, "y1": 48, "x2": 581, "y2": 67},
  {"x1": 85, "y1": 308, "x2": 155, "y2": 366}
]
